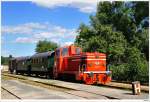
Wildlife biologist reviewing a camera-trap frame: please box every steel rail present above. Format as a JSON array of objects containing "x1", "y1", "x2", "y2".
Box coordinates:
[{"x1": 1, "y1": 87, "x2": 21, "y2": 99}]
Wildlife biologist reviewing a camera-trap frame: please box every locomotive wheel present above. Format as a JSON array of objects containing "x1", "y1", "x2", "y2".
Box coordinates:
[
  {"x1": 84, "y1": 77, "x2": 95, "y2": 85},
  {"x1": 53, "y1": 73, "x2": 58, "y2": 79}
]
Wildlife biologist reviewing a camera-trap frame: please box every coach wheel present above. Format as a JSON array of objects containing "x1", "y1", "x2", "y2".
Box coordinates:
[
  {"x1": 35, "y1": 74, "x2": 38, "y2": 77},
  {"x1": 46, "y1": 74, "x2": 50, "y2": 79},
  {"x1": 10, "y1": 70, "x2": 13, "y2": 74},
  {"x1": 27, "y1": 66, "x2": 31, "y2": 76},
  {"x1": 27, "y1": 70, "x2": 31, "y2": 76},
  {"x1": 15, "y1": 70, "x2": 18, "y2": 75}
]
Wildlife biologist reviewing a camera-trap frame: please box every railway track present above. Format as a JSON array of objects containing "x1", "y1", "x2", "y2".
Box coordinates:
[
  {"x1": 2, "y1": 72, "x2": 149, "y2": 93},
  {"x1": 2, "y1": 73, "x2": 119, "y2": 99},
  {"x1": 2, "y1": 73, "x2": 149, "y2": 99},
  {"x1": 1, "y1": 87, "x2": 21, "y2": 99}
]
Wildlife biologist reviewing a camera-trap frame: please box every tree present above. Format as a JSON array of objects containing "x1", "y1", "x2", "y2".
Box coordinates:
[
  {"x1": 1, "y1": 56, "x2": 9, "y2": 65},
  {"x1": 35, "y1": 40, "x2": 59, "y2": 53},
  {"x1": 75, "y1": 1, "x2": 149, "y2": 83}
]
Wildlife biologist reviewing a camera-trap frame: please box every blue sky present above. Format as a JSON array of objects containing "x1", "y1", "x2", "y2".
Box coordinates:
[{"x1": 1, "y1": 0, "x2": 99, "y2": 57}]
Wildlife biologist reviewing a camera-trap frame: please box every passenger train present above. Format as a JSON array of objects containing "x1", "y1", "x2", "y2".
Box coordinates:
[{"x1": 9, "y1": 45, "x2": 111, "y2": 84}]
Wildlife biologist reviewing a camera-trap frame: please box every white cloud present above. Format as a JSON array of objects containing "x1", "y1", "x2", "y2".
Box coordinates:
[
  {"x1": 64, "y1": 41, "x2": 74, "y2": 46},
  {"x1": 2, "y1": 22, "x2": 48, "y2": 34},
  {"x1": 2, "y1": 22, "x2": 77, "y2": 46},
  {"x1": 15, "y1": 37, "x2": 37, "y2": 43},
  {"x1": 32, "y1": 0, "x2": 100, "y2": 13}
]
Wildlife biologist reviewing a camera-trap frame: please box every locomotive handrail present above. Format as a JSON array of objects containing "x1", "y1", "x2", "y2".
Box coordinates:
[{"x1": 83, "y1": 71, "x2": 111, "y2": 74}]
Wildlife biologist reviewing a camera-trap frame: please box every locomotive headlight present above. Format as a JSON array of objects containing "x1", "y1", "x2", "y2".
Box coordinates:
[
  {"x1": 106, "y1": 71, "x2": 112, "y2": 76},
  {"x1": 95, "y1": 61, "x2": 100, "y2": 65}
]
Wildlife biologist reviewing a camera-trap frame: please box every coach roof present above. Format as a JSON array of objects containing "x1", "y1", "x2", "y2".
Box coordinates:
[
  {"x1": 15, "y1": 56, "x2": 30, "y2": 61},
  {"x1": 31, "y1": 51, "x2": 54, "y2": 58}
]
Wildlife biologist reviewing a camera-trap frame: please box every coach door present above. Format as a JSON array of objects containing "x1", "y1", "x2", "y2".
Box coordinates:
[{"x1": 54, "y1": 49, "x2": 61, "y2": 78}]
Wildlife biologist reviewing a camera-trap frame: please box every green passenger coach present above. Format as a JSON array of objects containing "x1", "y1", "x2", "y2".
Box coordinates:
[
  {"x1": 30, "y1": 51, "x2": 55, "y2": 77},
  {"x1": 9, "y1": 51, "x2": 55, "y2": 78}
]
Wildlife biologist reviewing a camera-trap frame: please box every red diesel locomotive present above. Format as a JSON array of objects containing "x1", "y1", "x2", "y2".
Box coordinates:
[{"x1": 53, "y1": 45, "x2": 111, "y2": 84}]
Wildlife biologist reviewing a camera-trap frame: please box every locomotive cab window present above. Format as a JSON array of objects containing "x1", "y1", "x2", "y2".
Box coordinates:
[
  {"x1": 62, "y1": 48, "x2": 68, "y2": 56},
  {"x1": 76, "y1": 48, "x2": 81, "y2": 54}
]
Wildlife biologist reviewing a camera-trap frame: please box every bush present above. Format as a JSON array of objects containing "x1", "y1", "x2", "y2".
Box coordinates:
[{"x1": 110, "y1": 47, "x2": 149, "y2": 83}]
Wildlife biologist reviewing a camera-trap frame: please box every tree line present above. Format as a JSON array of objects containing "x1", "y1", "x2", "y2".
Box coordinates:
[{"x1": 1, "y1": 56, "x2": 9, "y2": 65}]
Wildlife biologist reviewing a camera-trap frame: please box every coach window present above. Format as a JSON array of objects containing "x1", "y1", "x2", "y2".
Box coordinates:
[
  {"x1": 37, "y1": 59, "x2": 39, "y2": 63},
  {"x1": 62, "y1": 48, "x2": 68, "y2": 56},
  {"x1": 39, "y1": 58, "x2": 41, "y2": 63},
  {"x1": 37, "y1": 58, "x2": 40, "y2": 63},
  {"x1": 56, "y1": 50, "x2": 60, "y2": 57}
]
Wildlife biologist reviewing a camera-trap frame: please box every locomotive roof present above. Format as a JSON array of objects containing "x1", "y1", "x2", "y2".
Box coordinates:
[{"x1": 31, "y1": 51, "x2": 54, "y2": 58}]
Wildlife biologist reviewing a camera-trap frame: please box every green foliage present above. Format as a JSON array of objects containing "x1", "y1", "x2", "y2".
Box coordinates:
[
  {"x1": 1, "y1": 56, "x2": 9, "y2": 65},
  {"x1": 75, "y1": 1, "x2": 149, "y2": 83},
  {"x1": 125, "y1": 47, "x2": 148, "y2": 82},
  {"x1": 110, "y1": 64, "x2": 129, "y2": 81},
  {"x1": 35, "y1": 40, "x2": 59, "y2": 53}
]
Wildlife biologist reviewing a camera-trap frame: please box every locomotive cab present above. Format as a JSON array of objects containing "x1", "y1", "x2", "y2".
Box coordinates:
[{"x1": 53, "y1": 45, "x2": 81, "y2": 78}]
